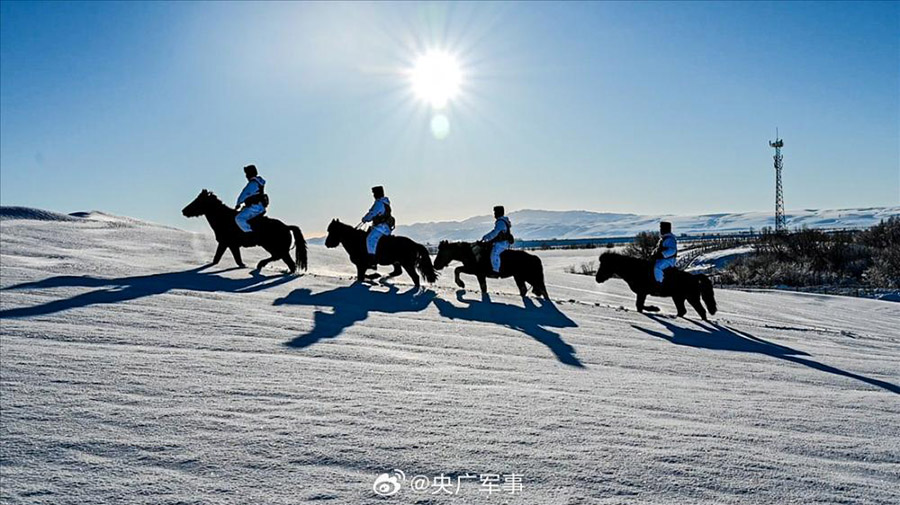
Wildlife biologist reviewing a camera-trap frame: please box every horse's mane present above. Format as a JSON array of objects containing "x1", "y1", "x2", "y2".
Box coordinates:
[
  {"x1": 329, "y1": 219, "x2": 366, "y2": 237},
  {"x1": 199, "y1": 190, "x2": 229, "y2": 209}
]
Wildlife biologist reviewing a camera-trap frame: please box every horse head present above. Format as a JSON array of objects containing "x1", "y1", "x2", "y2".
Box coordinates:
[
  {"x1": 433, "y1": 240, "x2": 453, "y2": 270},
  {"x1": 595, "y1": 252, "x2": 617, "y2": 283},
  {"x1": 182, "y1": 189, "x2": 217, "y2": 218},
  {"x1": 324, "y1": 219, "x2": 343, "y2": 248}
]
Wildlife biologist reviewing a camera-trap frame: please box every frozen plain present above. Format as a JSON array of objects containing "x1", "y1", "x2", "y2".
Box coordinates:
[{"x1": 1, "y1": 209, "x2": 898, "y2": 504}]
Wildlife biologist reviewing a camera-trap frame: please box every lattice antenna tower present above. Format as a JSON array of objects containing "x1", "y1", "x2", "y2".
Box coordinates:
[{"x1": 768, "y1": 129, "x2": 786, "y2": 233}]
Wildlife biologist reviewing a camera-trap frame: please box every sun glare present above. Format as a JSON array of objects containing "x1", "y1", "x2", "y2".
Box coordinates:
[{"x1": 410, "y1": 51, "x2": 462, "y2": 109}]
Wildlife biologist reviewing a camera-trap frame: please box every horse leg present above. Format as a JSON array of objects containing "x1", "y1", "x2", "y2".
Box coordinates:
[
  {"x1": 281, "y1": 254, "x2": 297, "y2": 274},
  {"x1": 454, "y1": 266, "x2": 466, "y2": 288},
  {"x1": 514, "y1": 275, "x2": 528, "y2": 298},
  {"x1": 687, "y1": 294, "x2": 707, "y2": 321},
  {"x1": 634, "y1": 292, "x2": 648, "y2": 312},
  {"x1": 212, "y1": 243, "x2": 227, "y2": 265},
  {"x1": 403, "y1": 261, "x2": 420, "y2": 288},
  {"x1": 477, "y1": 274, "x2": 488, "y2": 294},
  {"x1": 256, "y1": 256, "x2": 276, "y2": 271},
  {"x1": 387, "y1": 263, "x2": 403, "y2": 278},
  {"x1": 230, "y1": 246, "x2": 246, "y2": 268},
  {"x1": 673, "y1": 296, "x2": 688, "y2": 318},
  {"x1": 356, "y1": 263, "x2": 368, "y2": 283}
]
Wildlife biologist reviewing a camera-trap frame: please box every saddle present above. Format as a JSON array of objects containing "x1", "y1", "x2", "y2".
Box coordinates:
[
  {"x1": 247, "y1": 214, "x2": 268, "y2": 230},
  {"x1": 648, "y1": 265, "x2": 677, "y2": 297},
  {"x1": 239, "y1": 215, "x2": 268, "y2": 246},
  {"x1": 472, "y1": 242, "x2": 501, "y2": 277}
]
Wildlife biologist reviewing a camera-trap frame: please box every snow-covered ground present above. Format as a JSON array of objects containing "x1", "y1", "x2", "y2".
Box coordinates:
[
  {"x1": 1, "y1": 209, "x2": 898, "y2": 504},
  {"x1": 392, "y1": 207, "x2": 900, "y2": 243}
]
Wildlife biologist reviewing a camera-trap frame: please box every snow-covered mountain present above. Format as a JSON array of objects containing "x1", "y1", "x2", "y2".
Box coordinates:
[{"x1": 394, "y1": 207, "x2": 900, "y2": 243}]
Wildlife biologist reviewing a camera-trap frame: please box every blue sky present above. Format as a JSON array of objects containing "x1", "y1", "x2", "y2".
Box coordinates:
[{"x1": 1, "y1": 1, "x2": 897, "y2": 233}]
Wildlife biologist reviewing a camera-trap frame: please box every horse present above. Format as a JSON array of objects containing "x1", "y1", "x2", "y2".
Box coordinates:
[
  {"x1": 433, "y1": 240, "x2": 549, "y2": 299},
  {"x1": 182, "y1": 189, "x2": 307, "y2": 273},
  {"x1": 324, "y1": 219, "x2": 437, "y2": 288},
  {"x1": 594, "y1": 251, "x2": 717, "y2": 320}
]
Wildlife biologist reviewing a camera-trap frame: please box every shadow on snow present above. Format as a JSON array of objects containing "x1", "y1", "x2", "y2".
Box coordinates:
[
  {"x1": 633, "y1": 315, "x2": 899, "y2": 395},
  {"x1": 274, "y1": 285, "x2": 582, "y2": 367},
  {"x1": 433, "y1": 290, "x2": 583, "y2": 368},
  {"x1": 0, "y1": 265, "x2": 297, "y2": 319},
  {"x1": 273, "y1": 283, "x2": 436, "y2": 348}
]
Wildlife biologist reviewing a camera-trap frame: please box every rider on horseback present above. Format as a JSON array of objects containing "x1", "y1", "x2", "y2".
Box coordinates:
[
  {"x1": 652, "y1": 221, "x2": 677, "y2": 286},
  {"x1": 481, "y1": 206, "x2": 514, "y2": 273},
  {"x1": 235, "y1": 164, "x2": 268, "y2": 233},
  {"x1": 361, "y1": 186, "x2": 394, "y2": 266}
]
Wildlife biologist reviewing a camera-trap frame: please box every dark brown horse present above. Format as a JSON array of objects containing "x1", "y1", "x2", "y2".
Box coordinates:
[
  {"x1": 324, "y1": 219, "x2": 437, "y2": 288},
  {"x1": 594, "y1": 252, "x2": 716, "y2": 320},
  {"x1": 433, "y1": 241, "x2": 549, "y2": 299},
  {"x1": 182, "y1": 190, "x2": 307, "y2": 273}
]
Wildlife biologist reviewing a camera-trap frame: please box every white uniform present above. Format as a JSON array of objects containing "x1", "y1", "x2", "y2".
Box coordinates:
[
  {"x1": 482, "y1": 216, "x2": 512, "y2": 273},
  {"x1": 234, "y1": 176, "x2": 266, "y2": 232},
  {"x1": 362, "y1": 197, "x2": 392, "y2": 255},
  {"x1": 654, "y1": 232, "x2": 677, "y2": 283}
]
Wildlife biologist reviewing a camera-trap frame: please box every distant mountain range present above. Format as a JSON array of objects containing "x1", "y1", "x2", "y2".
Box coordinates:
[
  {"x1": 389, "y1": 207, "x2": 900, "y2": 244},
  {"x1": 2, "y1": 205, "x2": 896, "y2": 245}
]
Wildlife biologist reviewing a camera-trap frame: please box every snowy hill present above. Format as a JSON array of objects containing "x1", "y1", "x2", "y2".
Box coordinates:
[
  {"x1": 1, "y1": 207, "x2": 898, "y2": 504},
  {"x1": 392, "y1": 206, "x2": 900, "y2": 243}
]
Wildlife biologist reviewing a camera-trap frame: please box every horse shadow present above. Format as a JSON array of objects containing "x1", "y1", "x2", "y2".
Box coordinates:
[
  {"x1": 433, "y1": 290, "x2": 583, "y2": 368},
  {"x1": 633, "y1": 315, "x2": 899, "y2": 395},
  {"x1": 273, "y1": 284, "x2": 437, "y2": 348},
  {"x1": 0, "y1": 265, "x2": 297, "y2": 319}
]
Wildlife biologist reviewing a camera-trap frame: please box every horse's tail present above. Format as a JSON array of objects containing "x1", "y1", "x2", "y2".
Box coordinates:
[
  {"x1": 289, "y1": 226, "x2": 308, "y2": 271},
  {"x1": 415, "y1": 243, "x2": 438, "y2": 283},
  {"x1": 697, "y1": 273, "x2": 717, "y2": 315},
  {"x1": 532, "y1": 254, "x2": 549, "y2": 299}
]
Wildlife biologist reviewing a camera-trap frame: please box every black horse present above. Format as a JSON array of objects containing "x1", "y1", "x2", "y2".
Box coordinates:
[
  {"x1": 182, "y1": 190, "x2": 307, "y2": 273},
  {"x1": 433, "y1": 241, "x2": 549, "y2": 299},
  {"x1": 594, "y1": 252, "x2": 717, "y2": 320},
  {"x1": 324, "y1": 219, "x2": 437, "y2": 287}
]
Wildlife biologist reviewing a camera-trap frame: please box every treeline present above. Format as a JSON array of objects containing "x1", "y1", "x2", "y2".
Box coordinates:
[{"x1": 718, "y1": 217, "x2": 899, "y2": 289}]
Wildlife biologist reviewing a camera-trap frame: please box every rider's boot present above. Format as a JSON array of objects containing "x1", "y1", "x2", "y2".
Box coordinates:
[{"x1": 368, "y1": 253, "x2": 377, "y2": 269}]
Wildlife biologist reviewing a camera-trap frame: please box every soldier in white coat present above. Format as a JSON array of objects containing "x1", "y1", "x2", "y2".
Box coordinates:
[
  {"x1": 482, "y1": 205, "x2": 513, "y2": 273},
  {"x1": 652, "y1": 221, "x2": 677, "y2": 284},
  {"x1": 234, "y1": 164, "x2": 267, "y2": 232},
  {"x1": 361, "y1": 186, "x2": 393, "y2": 265}
]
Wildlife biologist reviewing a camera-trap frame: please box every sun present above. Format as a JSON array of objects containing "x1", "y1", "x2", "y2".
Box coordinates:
[{"x1": 410, "y1": 51, "x2": 462, "y2": 109}]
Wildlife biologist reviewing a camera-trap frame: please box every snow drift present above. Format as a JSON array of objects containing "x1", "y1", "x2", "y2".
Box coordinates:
[{"x1": 1, "y1": 207, "x2": 898, "y2": 504}]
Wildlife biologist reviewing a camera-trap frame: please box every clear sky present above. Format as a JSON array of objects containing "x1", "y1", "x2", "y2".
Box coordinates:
[{"x1": 1, "y1": 1, "x2": 897, "y2": 234}]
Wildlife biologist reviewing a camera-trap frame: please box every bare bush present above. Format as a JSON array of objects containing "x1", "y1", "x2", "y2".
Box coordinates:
[
  {"x1": 720, "y1": 217, "x2": 899, "y2": 289},
  {"x1": 625, "y1": 231, "x2": 659, "y2": 260},
  {"x1": 565, "y1": 261, "x2": 598, "y2": 276}
]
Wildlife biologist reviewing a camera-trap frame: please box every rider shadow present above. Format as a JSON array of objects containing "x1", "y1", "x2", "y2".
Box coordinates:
[
  {"x1": 274, "y1": 284, "x2": 436, "y2": 349},
  {"x1": 633, "y1": 315, "x2": 899, "y2": 395},
  {"x1": 433, "y1": 290, "x2": 583, "y2": 368},
  {"x1": 0, "y1": 265, "x2": 297, "y2": 319}
]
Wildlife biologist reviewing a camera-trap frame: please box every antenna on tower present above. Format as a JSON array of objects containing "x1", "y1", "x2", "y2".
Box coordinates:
[{"x1": 768, "y1": 129, "x2": 786, "y2": 233}]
